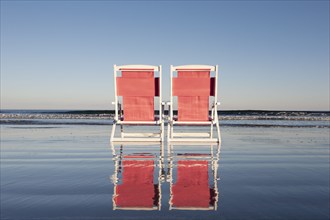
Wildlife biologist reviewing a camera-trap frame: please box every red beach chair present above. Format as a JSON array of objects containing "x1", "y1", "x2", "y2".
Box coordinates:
[
  {"x1": 167, "y1": 65, "x2": 221, "y2": 143},
  {"x1": 112, "y1": 153, "x2": 161, "y2": 210},
  {"x1": 111, "y1": 65, "x2": 164, "y2": 142}
]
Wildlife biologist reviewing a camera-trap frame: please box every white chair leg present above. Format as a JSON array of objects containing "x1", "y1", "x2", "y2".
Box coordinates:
[
  {"x1": 170, "y1": 122, "x2": 174, "y2": 139},
  {"x1": 167, "y1": 125, "x2": 172, "y2": 155},
  {"x1": 110, "y1": 123, "x2": 116, "y2": 142},
  {"x1": 161, "y1": 122, "x2": 164, "y2": 142},
  {"x1": 210, "y1": 123, "x2": 214, "y2": 138},
  {"x1": 161, "y1": 142, "x2": 164, "y2": 158},
  {"x1": 167, "y1": 121, "x2": 171, "y2": 143}
]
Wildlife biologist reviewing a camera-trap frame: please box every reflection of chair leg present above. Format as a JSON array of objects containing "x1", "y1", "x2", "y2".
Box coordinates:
[
  {"x1": 166, "y1": 145, "x2": 172, "y2": 183},
  {"x1": 160, "y1": 141, "x2": 164, "y2": 158},
  {"x1": 168, "y1": 153, "x2": 174, "y2": 209},
  {"x1": 159, "y1": 142, "x2": 165, "y2": 183},
  {"x1": 161, "y1": 122, "x2": 164, "y2": 142},
  {"x1": 210, "y1": 123, "x2": 214, "y2": 139},
  {"x1": 111, "y1": 142, "x2": 116, "y2": 156},
  {"x1": 158, "y1": 147, "x2": 165, "y2": 210},
  {"x1": 213, "y1": 143, "x2": 221, "y2": 210},
  {"x1": 120, "y1": 124, "x2": 124, "y2": 138},
  {"x1": 167, "y1": 122, "x2": 171, "y2": 150},
  {"x1": 111, "y1": 153, "x2": 120, "y2": 210},
  {"x1": 215, "y1": 118, "x2": 221, "y2": 143}
]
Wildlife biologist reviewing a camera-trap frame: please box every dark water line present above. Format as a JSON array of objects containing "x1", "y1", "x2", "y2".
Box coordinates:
[
  {"x1": 1, "y1": 109, "x2": 330, "y2": 116},
  {"x1": 1, "y1": 120, "x2": 329, "y2": 128}
]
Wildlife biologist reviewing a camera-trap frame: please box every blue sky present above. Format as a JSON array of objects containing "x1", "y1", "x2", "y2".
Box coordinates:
[{"x1": 1, "y1": 1, "x2": 329, "y2": 110}]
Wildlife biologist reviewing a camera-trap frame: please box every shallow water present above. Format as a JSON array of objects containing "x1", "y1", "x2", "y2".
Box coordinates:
[{"x1": 1, "y1": 124, "x2": 329, "y2": 220}]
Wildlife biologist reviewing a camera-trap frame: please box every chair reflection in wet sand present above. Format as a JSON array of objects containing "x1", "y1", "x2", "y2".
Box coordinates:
[
  {"x1": 111, "y1": 143, "x2": 164, "y2": 210},
  {"x1": 168, "y1": 143, "x2": 220, "y2": 210}
]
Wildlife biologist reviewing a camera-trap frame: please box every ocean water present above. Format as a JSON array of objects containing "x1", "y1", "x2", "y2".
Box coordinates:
[
  {"x1": 1, "y1": 110, "x2": 329, "y2": 128},
  {"x1": 0, "y1": 111, "x2": 329, "y2": 219}
]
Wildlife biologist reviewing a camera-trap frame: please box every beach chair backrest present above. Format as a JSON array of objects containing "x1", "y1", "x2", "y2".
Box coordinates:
[
  {"x1": 171, "y1": 65, "x2": 217, "y2": 121},
  {"x1": 114, "y1": 65, "x2": 161, "y2": 121}
]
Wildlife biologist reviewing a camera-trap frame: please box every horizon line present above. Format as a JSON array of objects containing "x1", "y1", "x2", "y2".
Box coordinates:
[{"x1": 1, "y1": 109, "x2": 329, "y2": 112}]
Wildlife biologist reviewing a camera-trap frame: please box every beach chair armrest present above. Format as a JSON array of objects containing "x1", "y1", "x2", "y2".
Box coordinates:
[
  {"x1": 165, "y1": 101, "x2": 171, "y2": 120},
  {"x1": 212, "y1": 102, "x2": 221, "y2": 109},
  {"x1": 210, "y1": 102, "x2": 220, "y2": 121},
  {"x1": 161, "y1": 102, "x2": 166, "y2": 119}
]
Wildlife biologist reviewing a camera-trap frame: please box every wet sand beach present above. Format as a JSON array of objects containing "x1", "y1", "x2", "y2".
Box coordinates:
[{"x1": 1, "y1": 122, "x2": 329, "y2": 220}]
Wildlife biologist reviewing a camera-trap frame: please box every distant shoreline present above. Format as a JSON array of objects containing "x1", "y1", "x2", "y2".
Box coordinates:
[{"x1": 1, "y1": 109, "x2": 329, "y2": 115}]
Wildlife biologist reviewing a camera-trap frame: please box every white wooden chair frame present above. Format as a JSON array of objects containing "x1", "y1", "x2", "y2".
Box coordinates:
[
  {"x1": 167, "y1": 142, "x2": 221, "y2": 211},
  {"x1": 111, "y1": 65, "x2": 164, "y2": 142},
  {"x1": 110, "y1": 142, "x2": 164, "y2": 211},
  {"x1": 167, "y1": 65, "x2": 221, "y2": 143}
]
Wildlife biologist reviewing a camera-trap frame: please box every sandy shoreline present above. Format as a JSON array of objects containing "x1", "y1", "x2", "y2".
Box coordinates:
[{"x1": 1, "y1": 124, "x2": 329, "y2": 220}]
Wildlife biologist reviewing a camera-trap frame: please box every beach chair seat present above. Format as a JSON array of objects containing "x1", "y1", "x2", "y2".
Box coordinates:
[
  {"x1": 111, "y1": 65, "x2": 164, "y2": 142},
  {"x1": 119, "y1": 116, "x2": 160, "y2": 124},
  {"x1": 172, "y1": 115, "x2": 214, "y2": 122},
  {"x1": 167, "y1": 65, "x2": 221, "y2": 142}
]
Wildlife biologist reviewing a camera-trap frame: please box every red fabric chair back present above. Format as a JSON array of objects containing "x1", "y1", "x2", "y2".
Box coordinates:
[
  {"x1": 173, "y1": 70, "x2": 215, "y2": 121},
  {"x1": 116, "y1": 69, "x2": 159, "y2": 121}
]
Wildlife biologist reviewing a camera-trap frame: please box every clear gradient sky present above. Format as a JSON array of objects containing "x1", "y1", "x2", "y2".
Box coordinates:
[{"x1": 1, "y1": 1, "x2": 329, "y2": 111}]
